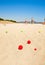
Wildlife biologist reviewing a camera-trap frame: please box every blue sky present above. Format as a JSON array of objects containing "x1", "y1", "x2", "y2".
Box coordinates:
[{"x1": 0, "y1": 0, "x2": 45, "y2": 22}]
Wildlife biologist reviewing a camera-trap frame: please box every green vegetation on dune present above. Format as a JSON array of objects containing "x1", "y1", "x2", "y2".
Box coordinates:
[
  {"x1": 5, "y1": 19, "x2": 16, "y2": 23},
  {"x1": 0, "y1": 18, "x2": 4, "y2": 21},
  {"x1": 0, "y1": 18, "x2": 16, "y2": 23}
]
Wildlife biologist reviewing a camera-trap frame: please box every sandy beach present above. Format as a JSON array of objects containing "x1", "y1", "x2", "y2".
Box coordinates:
[{"x1": 0, "y1": 23, "x2": 45, "y2": 65}]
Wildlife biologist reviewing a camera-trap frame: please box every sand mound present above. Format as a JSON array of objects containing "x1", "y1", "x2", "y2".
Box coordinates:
[{"x1": 0, "y1": 21, "x2": 14, "y2": 24}]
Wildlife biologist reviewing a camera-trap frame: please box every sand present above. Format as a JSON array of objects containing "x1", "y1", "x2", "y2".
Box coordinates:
[
  {"x1": 0, "y1": 21, "x2": 14, "y2": 24},
  {"x1": 0, "y1": 23, "x2": 45, "y2": 65}
]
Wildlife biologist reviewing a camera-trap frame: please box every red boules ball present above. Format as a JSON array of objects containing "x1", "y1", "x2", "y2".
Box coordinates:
[
  {"x1": 18, "y1": 45, "x2": 23, "y2": 50},
  {"x1": 34, "y1": 48, "x2": 37, "y2": 51},
  {"x1": 27, "y1": 40, "x2": 31, "y2": 44}
]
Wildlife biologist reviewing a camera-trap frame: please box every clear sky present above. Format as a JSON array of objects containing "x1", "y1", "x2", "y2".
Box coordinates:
[{"x1": 0, "y1": 0, "x2": 45, "y2": 22}]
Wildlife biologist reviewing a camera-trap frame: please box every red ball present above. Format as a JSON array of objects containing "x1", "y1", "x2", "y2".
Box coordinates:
[
  {"x1": 27, "y1": 40, "x2": 31, "y2": 44},
  {"x1": 18, "y1": 45, "x2": 23, "y2": 50},
  {"x1": 34, "y1": 48, "x2": 37, "y2": 51}
]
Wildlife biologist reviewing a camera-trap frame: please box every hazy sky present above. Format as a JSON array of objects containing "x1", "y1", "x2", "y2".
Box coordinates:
[{"x1": 0, "y1": 0, "x2": 45, "y2": 22}]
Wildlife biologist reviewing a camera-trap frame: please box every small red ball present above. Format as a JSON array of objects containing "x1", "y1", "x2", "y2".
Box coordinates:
[
  {"x1": 34, "y1": 48, "x2": 37, "y2": 51},
  {"x1": 18, "y1": 45, "x2": 23, "y2": 50},
  {"x1": 27, "y1": 40, "x2": 31, "y2": 44}
]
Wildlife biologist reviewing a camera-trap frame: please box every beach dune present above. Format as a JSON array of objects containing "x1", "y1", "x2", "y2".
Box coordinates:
[{"x1": 0, "y1": 23, "x2": 45, "y2": 65}]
